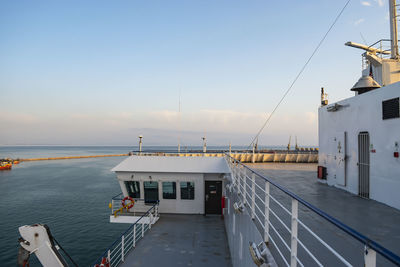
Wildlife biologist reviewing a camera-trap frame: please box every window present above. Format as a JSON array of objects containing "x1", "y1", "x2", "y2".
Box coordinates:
[
  {"x1": 180, "y1": 182, "x2": 195, "y2": 200},
  {"x1": 144, "y1": 181, "x2": 159, "y2": 203},
  {"x1": 124, "y1": 181, "x2": 140, "y2": 198},
  {"x1": 162, "y1": 182, "x2": 176, "y2": 199},
  {"x1": 382, "y1": 97, "x2": 399, "y2": 120}
]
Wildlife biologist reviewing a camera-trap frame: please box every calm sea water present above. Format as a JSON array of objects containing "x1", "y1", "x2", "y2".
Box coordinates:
[
  {"x1": 0, "y1": 146, "x2": 140, "y2": 266},
  {"x1": 0, "y1": 145, "x2": 288, "y2": 266}
]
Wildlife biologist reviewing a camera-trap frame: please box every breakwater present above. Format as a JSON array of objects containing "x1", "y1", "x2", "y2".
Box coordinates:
[
  {"x1": 17, "y1": 151, "x2": 318, "y2": 163},
  {"x1": 20, "y1": 153, "x2": 129, "y2": 161},
  {"x1": 133, "y1": 152, "x2": 318, "y2": 163}
]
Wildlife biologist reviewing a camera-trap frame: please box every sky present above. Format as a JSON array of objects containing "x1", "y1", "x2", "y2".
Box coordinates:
[{"x1": 0, "y1": 0, "x2": 391, "y2": 146}]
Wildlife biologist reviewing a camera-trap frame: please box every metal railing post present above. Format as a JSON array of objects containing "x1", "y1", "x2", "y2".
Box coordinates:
[
  {"x1": 243, "y1": 168, "x2": 247, "y2": 205},
  {"x1": 264, "y1": 181, "x2": 270, "y2": 244},
  {"x1": 364, "y1": 246, "x2": 377, "y2": 267},
  {"x1": 251, "y1": 173, "x2": 255, "y2": 220},
  {"x1": 133, "y1": 224, "x2": 136, "y2": 248},
  {"x1": 237, "y1": 166, "x2": 242, "y2": 196},
  {"x1": 291, "y1": 199, "x2": 299, "y2": 267},
  {"x1": 121, "y1": 235, "x2": 125, "y2": 262},
  {"x1": 142, "y1": 223, "x2": 144, "y2": 238},
  {"x1": 107, "y1": 250, "x2": 111, "y2": 265},
  {"x1": 149, "y1": 213, "x2": 153, "y2": 229}
]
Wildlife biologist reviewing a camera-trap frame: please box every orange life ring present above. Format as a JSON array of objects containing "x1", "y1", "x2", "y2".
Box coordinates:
[{"x1": 121, "y1": 196, "x2": 135, "y2": 209}]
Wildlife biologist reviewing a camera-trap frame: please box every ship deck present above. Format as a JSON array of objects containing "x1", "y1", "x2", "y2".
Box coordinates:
[
  {"x1": 120, "y1": 214, "x2": 232, "y2": 267},
  {"x1": 247, "y1": 163, "x2": 400, "y2": 264},
  {"x1": 118, "y1": 163, "x2": 400, "y2": 266}
]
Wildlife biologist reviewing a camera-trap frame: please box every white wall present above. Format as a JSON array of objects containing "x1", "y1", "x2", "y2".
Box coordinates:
[
  {"x1": 224, "y1": 180, "x2": 265, "y2": 267},
  {"x1": 319, "y1": 82, "x2": 400, "y2": 210},
  {"x1": 116, "y1": 172, "x2": 224, "y2": 214}
]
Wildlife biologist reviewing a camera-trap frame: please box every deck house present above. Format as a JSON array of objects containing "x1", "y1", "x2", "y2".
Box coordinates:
[{"x1": 111, "y1": 156, "x2": 230, "y2": 214}]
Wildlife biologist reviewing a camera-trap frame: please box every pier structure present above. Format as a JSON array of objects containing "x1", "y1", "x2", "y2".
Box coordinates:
[
  {"x1": 131, "y1": 151, "x2": 318, "y2": 163},
  {"x1": 15, "y1": 151, "x2": 318, "y2": 163}
]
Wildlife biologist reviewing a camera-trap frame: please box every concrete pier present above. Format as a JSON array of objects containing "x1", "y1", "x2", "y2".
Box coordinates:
[
  {"x1": 134, "y1": 152, "x2": 318, "y2": 163},
  {"x1": 20, "y1": 153, "x2": 129, "y2": 162},
  {"x1": 17, "y1": 151, "x2": 318, "y2": 163}
]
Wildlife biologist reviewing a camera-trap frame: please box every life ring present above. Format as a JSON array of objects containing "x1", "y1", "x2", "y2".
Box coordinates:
[
  {"x1": 121, "y1": 196, "x2": 135, "y2": 209},
  {"x1": 98, "y1": 257, "x2": 110, "y2": 267}
]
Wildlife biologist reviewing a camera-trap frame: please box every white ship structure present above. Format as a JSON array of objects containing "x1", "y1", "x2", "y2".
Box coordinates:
[{"x1": 318, "y1": 0, "x2": 400, "y2": 210}]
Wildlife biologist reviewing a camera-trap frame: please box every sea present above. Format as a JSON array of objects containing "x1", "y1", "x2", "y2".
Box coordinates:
[{"x1": 0, "y1": 145, "x2": 276, "y2": 266}]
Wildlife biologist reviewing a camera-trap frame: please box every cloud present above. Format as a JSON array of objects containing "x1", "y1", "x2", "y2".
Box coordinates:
[
  {"x1": 361, "y1": 1, "x2": 371, "y2": 6},
  {"x1": 0, "y1": 109, "x2": 318, "y2": 146},
  {"x1": 354, "y1": 18, "x2": 365, "y2": 26},
  {"x1": 0, "y1": 112, "x2": 39, "y2": 124},
  {"x1": 305, "y1": 112, "x2": 317, "y2": 124},
  {"x1": 374, "y1": 0, "x2": 384, "y2": 6}
]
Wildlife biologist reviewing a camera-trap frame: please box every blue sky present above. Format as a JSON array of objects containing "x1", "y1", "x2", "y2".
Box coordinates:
[{"x1": 0, "y1": 0, "x2": 390, "y2": 146}]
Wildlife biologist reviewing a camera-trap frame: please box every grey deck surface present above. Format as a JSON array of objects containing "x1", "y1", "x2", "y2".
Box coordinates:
[
  {"x1": 121, "y1": 214, "x2": 232, "y2": 267},
  {"x1": 247, "y1": 163, "x2": 400, "y2": 266}
]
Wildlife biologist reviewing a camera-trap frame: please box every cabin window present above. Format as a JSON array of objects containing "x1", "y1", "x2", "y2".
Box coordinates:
[
  {"x1": 124, "y1": 181, "x2": 140, "y2": 198},
  {"x1": 144, "y1": 181, "x2": 159, "y2": 203},
  {"x1": 180, "y1": 182, "x2": 195, "y2": 200},
  {"x1": 162, "y1": 182, "x2": 176, "y2": 199}
]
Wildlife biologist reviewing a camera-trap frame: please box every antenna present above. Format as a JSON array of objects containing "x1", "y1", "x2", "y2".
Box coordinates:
[
  {"x1": 178, "y1": 89, "x2": 181, "y2": 153},
  {"x1": 389, "y1": 0, "x2": 399, "y2": 59}
]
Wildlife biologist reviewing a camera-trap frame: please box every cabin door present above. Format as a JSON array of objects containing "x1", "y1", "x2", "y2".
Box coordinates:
[
  {"x1": 358, "y1": 132, "x2": 370, "y2": 198},
  {"x1": 205, "y1": 181, "x2": 222, "y2": 214}
]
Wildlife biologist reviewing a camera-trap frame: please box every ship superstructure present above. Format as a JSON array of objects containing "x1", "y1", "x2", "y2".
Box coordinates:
[{"x1": 317, "y1": 0, "x2": 400, "y2": 210}]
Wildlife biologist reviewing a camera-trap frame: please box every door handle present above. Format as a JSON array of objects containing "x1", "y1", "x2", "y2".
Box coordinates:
[{"x1": 205, "y1": 194, "x2": 209, "y2": 201}]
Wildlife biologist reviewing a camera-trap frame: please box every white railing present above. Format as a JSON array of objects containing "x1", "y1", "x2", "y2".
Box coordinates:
[
  {"x1": 226, "y1": 154, "x2": 400, "y2": 267},
  {"x1": 92, "y1": 202, "x2": 159, "y2": 267},
  {"x1": 110, "y1": 194, "x2": 151, "y2": 216}
]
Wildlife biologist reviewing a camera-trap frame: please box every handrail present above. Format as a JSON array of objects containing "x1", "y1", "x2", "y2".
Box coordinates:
[
  {"x1": 225, "y1": 153, "x2": 400, "y2": 266},
  {"x1": 111, "y1": 192, "x2": 123, "y2": 200},
  {"x1": 91, "y1": 201, "x2": 159, "y2": 266}
]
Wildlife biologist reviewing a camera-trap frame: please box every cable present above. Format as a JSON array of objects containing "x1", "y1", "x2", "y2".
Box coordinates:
[
  {"x1": 53, "y1": 237, "x2": 79, "y2": 267},
  {"x1": 247, "y1": 0, "x2": 351, "y2": 150}
]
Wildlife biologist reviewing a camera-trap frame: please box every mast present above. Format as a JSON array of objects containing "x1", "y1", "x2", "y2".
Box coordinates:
[
  {"x1": 390, "y1": 0, "x2": 399, "y2": 59},
  {"x1": 178, "y1": 89, "x2": 181, "y2": 153}
]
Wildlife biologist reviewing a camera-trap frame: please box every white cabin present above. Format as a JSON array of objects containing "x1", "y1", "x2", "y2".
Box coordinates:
[
  {"x1": 111, "y1": 156, "x2": 230, "y2": 214},
  {"x1": 318, "y1": 81, "x2": 400, "y2": 210}
]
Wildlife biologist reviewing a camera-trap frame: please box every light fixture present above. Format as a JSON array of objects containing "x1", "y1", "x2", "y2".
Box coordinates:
[
  {"x1": 225, "y1": 183, "x2": 233, "y2": 193},
  {"x1": 225, "y1": 183, "x2": 230, "y2": 192},
  {"x1": 233, "y1": 201, "x2": 244, "y2": 213},
  {"x1": 249, "y1": 241, "x2": 269, "y2": 266}
]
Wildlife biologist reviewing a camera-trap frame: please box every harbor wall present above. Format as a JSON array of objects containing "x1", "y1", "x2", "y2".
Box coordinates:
[
  {"x1": 135, "y1": 152, "x2": 318, "y2": 163},
  {"x1": 17, "y1": 152, "x2": 318, "y2": 163}
]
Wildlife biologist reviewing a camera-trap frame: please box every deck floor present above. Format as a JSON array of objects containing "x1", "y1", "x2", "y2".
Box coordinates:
[
  {"x1": 247, "y1": 163, "x2": 400, "y2": 265},
  {"x1": 121, "y1": 214, "x2": 232, "y2": 267}
]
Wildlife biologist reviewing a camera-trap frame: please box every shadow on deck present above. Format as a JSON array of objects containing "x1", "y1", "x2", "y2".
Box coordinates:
[{"x1": 120, "y1": 214, "x2": 232, "y2": 267}]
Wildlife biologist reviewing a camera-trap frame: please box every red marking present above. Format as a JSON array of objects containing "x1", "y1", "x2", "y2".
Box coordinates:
[
  {"x1": 371, "y1": 149, "x2": 376, "y2": 153},
  {"x1": 394, "y1": 152, "x2": 399, "y2": 158}
]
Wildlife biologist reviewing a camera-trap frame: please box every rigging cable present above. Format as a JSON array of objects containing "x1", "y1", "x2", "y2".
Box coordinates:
[
  {"x1": 53, "y1": 236, "x2": 79, "y2": 267},
  {"x1": 246, "y1": 0, "x2": 351, "y2": 150}
]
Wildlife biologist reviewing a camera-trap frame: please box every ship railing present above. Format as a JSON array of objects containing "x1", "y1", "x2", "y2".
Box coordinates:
[
  {"x1": 92, "y1": 201, "x2": 159, "y2": 267},
  {"x1": 362, "y1": 39, "x2": 395, "y2": 69},
  {"x1": 225, "y1": 153, "x2": 400, "y2": 267},
  {"x1": 110, "y1": 194, "x2": 150, "y2": 216}
]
